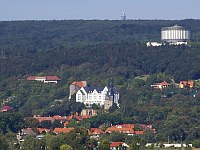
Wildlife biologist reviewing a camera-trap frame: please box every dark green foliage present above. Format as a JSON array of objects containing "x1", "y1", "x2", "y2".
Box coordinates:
[
  {"x1": 98, "y1": 139, "x2": 110, "y2": 150},
  {"x1": 22, "y1": 135, "x2": 44, "y2": 150},
  {"x1": 45, "y1": 127, "x2": 92, "y2": 150},
  {"x1": 1, "y1": 20, "x2": 200, "y2": 81},
  {"x1": 0, "y1": 112, "x2": 25, "y2": 134},
  {"x1": 192, "y1": 139, "x2": 200, "y2": 148},
  {"x1": 0, "y1": 136, "x2": 9, "y2": 150}
]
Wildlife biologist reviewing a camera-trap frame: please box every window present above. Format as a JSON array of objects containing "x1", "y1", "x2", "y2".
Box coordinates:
[
  {"x1": 88, "y1": 94, "x2": 92, "y2": 100},
  {"x1": 77, "y1": 94, "x2": 81, "y2": 101},
  {"x1": 93, "y1": 93, "x2": 97, "y2": 100}
]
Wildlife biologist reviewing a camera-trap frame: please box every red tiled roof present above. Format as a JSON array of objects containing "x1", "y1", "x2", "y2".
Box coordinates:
[
  {"x1": 110, "y1": 142, "x2": 124, "y2": 148},
  {"x1": 159, "y1": 81, "x2": 170, "y2": 86},
  {"x1": 105, "y1": 127, "x2": 134, "y2": 134},
  {"x1": 27, "y1": 76, "x2": 37, "y2": 80},
  {"x1": 53, "y1": 128, "x2": 74, "y2": 134},
  {"x1": 34, "y1": 117, "x2": 55, "y2": 122},
  {"x1": 180, "y1": 80, "x2": 194, "y2": 88},
  {"x1": 71, "y1": 81, "x2": 85, "y2": 87},
  {"x1": 75, "y1": 116, "x2": 82, "y2": 121},
  {"x1": 37, "y1": 128, "x2": 50, "y2": 134},
  {"x1": 90, "y1": 128, "x2": 103, "y2": 135},
  {"x1": 46, "y1": 76, "x2": 61, "y2": 81},
  {"x1": 119, "y1": 124, "x2": 135, "y2": 129},
  {"x1": 81, "y1": 115, "x2": 91, "y2": 119},
  {"x1": 27, "y1": 76, "x2": 60, "y2": 81},
  {"x1": 52, "y1": 115, "x2": 67, "y2": 120},
  {"x1": 0, "y1": 105, "x2": 13, "y2": 112},
  {"x1": 134, "y1": 130, "x2": 144, "y2": 135}
]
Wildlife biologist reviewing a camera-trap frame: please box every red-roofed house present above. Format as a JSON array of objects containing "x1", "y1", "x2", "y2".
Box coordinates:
[
  {"x1": 90, "y1": 128, "x2": 104, "y2": 139},
  {"x1": 53, "y1": 128, "x2": 74, "y2": 134},
  {"x1": 90, "y1": 128, "x2": 104, "y2": 135},
  {"x1": 44, "y1": 76, "x2": 61, "y2": 83},
  {"x1": 69, "y1": 81, "x2": 87, "y2": 99},
  {"x1": 52, "y1": 115, "x2": 67, "y2": 122},
  {"x1": 118, "y1": 124, "x2": 135, "y2": 129},
  {"x1": 179, "y1": 80, "x2": 195, "y2": 88},
  {"x1": 105, "y1": 126, "x2": 134, "y2": 135},
  {"x1": 33, "y1": 116, "x2": 55, "y2": 123},
  {"x1": 151, "y1": 81, "x2": 171, "y2": 90},
  {"x1": 0, "y1": 105, "x2": 13, "y2": 112},
  {"x1": 37, "y1": 128, "x2": 50, "y2": 134},
  {"x1": 110, "y1": 142, "x2": 129, "y2": 150},
  {"x1": 26, "y1": 76, "x2": 61, "y2": 83},
  {"x1": 27, "y1": 76, "x2": 37, "y2": 80}
]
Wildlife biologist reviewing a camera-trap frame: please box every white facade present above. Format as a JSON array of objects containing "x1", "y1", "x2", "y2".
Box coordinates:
[
  {"x1": 76, "y1": 86, "x2": 119, "y2": 107},
  {"x1": 161, "y1": 25, "x2": 190, "y2": 42}
]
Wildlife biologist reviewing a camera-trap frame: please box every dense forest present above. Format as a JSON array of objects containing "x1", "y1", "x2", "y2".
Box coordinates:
[{"x1": 1, "y1": 19, "x2": 200, "y2": 149}]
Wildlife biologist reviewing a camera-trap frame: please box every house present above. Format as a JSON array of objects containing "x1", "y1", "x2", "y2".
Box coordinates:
[
  {"x1": 110, "y1": 142, "x2": 129, "y2": 150},
  {"x1": 105, "y1": 124, "x2": 152, "y2": 136},
  {"x1": 0, "y1": 105, "x2": 13, "y2": 112},
  {"x1": 76, "y1": 85, "x2": 119, "y2": 107},
  {"x1": 37, "y1": 128, "x2": 50, "y2": 134},
  {"x1": 52, "y1": 115, "x2": 68, "y2": 122},
  {"x1": 118, "y1": 124, "x2": 135, "y2": 128},
  {"x1": 89, "y1": 128, "x2": 104, "y2": 139},
  {"x1": 90, "y1": 128, "x2": 104, "y2": 135},
  {"x1": 33, "y1": 115, "x2": 67, "y2": 123},
  {"x1": 179, "y1": 80, "x2": 194, "y2": 88},
  {"x1": 27, "y1": 76, "x2": 61, "y2": 83},
  {"x1": 33, "y1": 116, "x2": 55, "y2": 123},
  {"x1": 105, "y1": 125, "x2": 134, "y2": 135},
  {"x1": 69, "y1": 81, "x2": 87, "y2": 99},
  {"x1": 151, "y1": 81, "x2": 171, "y2": 90},
  {"x1": 53, "y1": 128, "x2": 74, "y2": 134}
]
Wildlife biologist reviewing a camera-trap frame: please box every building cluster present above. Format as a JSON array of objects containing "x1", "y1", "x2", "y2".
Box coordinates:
[
  {"x1": 18, "y1": 123, "x2": 154, "y2": 149},
  {"x1": 69, "y1": 80, "x2": 119, "y2": 109},
  {"x1": 151, "y1": 80, "x2": 195, "y2": 90},
  {"x1": 30, "y1": 109, "x2": 97, "y2": 124}
]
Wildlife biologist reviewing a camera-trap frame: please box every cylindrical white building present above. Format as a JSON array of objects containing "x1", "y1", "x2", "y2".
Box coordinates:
[{"x1": 161, "y1": 25, "x2": 190, "y2": 43}]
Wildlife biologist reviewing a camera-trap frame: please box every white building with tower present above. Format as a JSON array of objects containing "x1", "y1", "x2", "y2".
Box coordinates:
[
  {"x1": 147, "y1": 25, "x2": 191, "y2": 47},
  {"x1": 76, "y1": 83, "x2": 119, "y2": 108}
]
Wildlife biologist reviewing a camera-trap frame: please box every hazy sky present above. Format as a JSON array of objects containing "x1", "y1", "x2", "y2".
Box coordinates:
[{"x1": 0, "y1": 0, "x2": 199, "y2": 21}]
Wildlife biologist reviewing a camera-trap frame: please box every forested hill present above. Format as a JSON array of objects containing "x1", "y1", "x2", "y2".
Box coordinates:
[
  {"x1": 1, "y1": 20, "x2": 200, "y2": 145},
  {"x1": 1, "y1": 19, "x2": 200, "y2": 81}
]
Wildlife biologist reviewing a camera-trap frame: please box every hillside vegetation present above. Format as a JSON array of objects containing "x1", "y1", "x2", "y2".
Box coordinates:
[{"x1": 0, "y1": 19, "x2": 200, "y2": 145}]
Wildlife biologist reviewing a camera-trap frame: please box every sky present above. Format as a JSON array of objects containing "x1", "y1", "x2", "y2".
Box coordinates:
[{"x1": 0, "y1": 0, "x2": 200, "y2": 21}]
